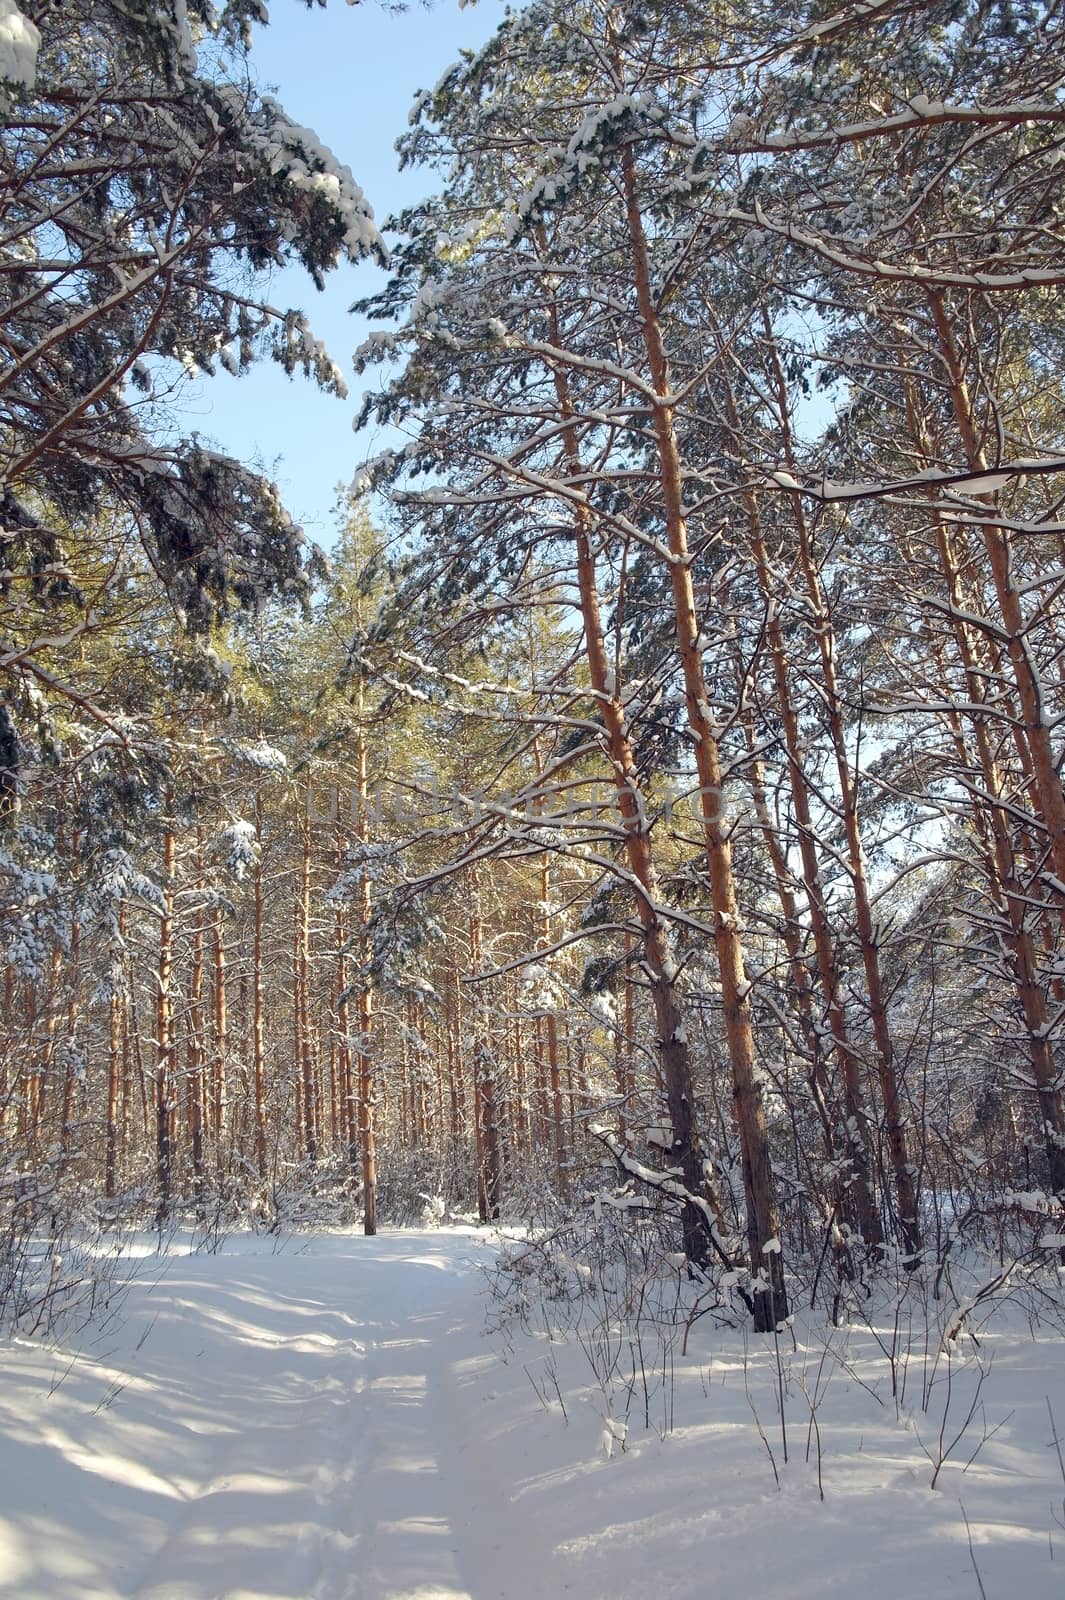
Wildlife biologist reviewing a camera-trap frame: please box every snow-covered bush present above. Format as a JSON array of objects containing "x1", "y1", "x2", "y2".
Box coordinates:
[{"x1": 0, "y1": 1164, "x2": 137, "y2": 1338}]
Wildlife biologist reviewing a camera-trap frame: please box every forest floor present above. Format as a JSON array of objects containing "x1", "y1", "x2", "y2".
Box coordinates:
[{"x1": 0, "y1": 1226, "x2": 1063, "y2": 1599}]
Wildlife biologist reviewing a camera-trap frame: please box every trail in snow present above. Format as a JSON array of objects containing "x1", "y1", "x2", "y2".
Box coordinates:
[
  {"x1": 0, "y1": 1228, "x2": 1063, "y2": 1600},
  {"x1": 0, "y1": 1230, "x2": 561, "y2": 1600}
]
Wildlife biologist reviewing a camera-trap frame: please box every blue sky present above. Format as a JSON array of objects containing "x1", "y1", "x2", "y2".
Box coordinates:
[{"x1": 190, "y1": 0, "x2": 506, "y2": 547}]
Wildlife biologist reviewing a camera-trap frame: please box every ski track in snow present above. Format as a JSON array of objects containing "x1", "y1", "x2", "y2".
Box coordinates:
[
  {"x1": 1, "y1": 1227, "x2": 1063, "y2": 1599},
  {"x1": 0, "y1": 1231, "x2": 565, "y2": 1600}
]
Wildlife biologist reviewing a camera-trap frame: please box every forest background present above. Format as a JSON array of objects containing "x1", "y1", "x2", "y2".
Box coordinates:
[{"x1": 2, "y1": 0, "x2": 1065, "y2": 1344}]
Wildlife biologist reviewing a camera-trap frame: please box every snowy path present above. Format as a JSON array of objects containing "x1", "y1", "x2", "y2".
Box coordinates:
[
  {"x1": 0, "y1": 1230, "x2": 568, "y2": 1600},
  {"x1": 1, "y1": 1227, "x2": 1064, "y2": 1599}
]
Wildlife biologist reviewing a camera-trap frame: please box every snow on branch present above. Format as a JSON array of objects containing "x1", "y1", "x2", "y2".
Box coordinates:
[
  {"x1": 758, "y1": 457, "x2": 1065, "y2": 504},
  {"x1": 725, "y1": 202, "x2": 1065, "y2": 293},
  {"x1": 728, "y1": 96, "x2": 1065, "y2": 155},
  {"x1": 586, "y1": 1123, "x2": 744, "y2": 1287},
  {"x1": 240, "y1": 94, "x2": 387, "y2": 267},
  {"x1": 0, "y1": 0, "x2": 39, "y2": 104}
]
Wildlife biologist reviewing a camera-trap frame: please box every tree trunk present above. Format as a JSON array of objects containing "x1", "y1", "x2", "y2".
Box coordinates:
[
  {"x1": 758, "y1": 321, "x2": 918, "y2": 1257},
  {"x1": 727, "y1": 364, "x2": 882, "y2": 1247},
  {"x1": 620, "y1": 147, "x2": 787, "y2": 1326},
  {"x1": 469, "y1": 886, "x2": 502, "y2": 1219},
  {"x1": 154, "y1": 811, "x2": 176, "y2": 1231},
  {"x1": 538, "y1": 284, "x2": 729, "y2": 1275},
  {"x1": 212, "y1": 899, "x2": 228, "y2": 1179},
  {"x1": 355, "y1": 725, "x2": 377, "y2": 1235},
  {"x1": 252, "y1": 786, "x2": 268, "y2": 1180},
  {"x1": 187, "y1": 908, "x2": 206, "y2": 1212},
  {"x1": 297, "y1": 797, "x2": 318, "y2": 1163},
  {"x1": 105, "y1": 908, "x2": 125, "y2": 1201},
  {"x1": 928, "y1": 290, "x2": 1065, "y2": 906}
]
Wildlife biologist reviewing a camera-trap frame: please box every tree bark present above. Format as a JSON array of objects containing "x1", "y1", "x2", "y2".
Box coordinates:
[{"x1": 620, "y1": 147, "x2": 787, "y2": 1325}]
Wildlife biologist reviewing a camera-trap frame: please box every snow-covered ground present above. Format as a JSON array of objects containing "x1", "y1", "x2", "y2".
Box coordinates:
[{"x1": 0, "y1": 1228, "x2": 1062, "y2": 1598}]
